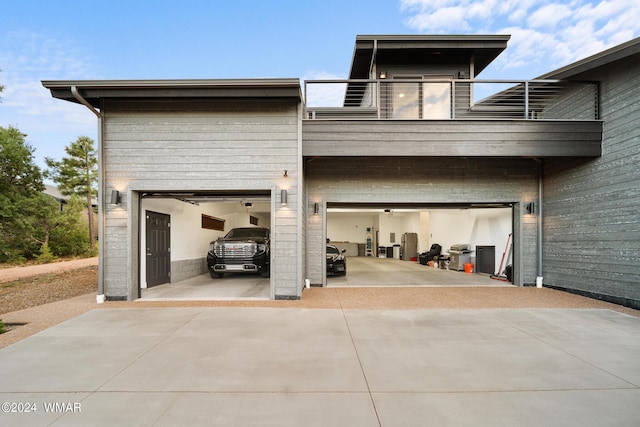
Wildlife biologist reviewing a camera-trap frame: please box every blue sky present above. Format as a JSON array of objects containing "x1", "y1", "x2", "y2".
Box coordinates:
[{"x1": 1, "y1": 0, "x2": 638, "y2": 175}]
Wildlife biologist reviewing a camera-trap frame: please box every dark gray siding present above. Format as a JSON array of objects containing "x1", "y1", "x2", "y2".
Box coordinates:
[
  {"x1": 305, "y1": 157, "x2": 540, "y2": 286},
  {"x1": 303, "y1": 120, "x2": 601, "y2": 157},
  {"x1": 102, "y1": 99, "x2": 301, "y2": 299},
  {"x1": 543, "y1": 54, "x2": 640, "y2": 308},
  {"x1": 541, "y1": 83, "x2": 599, "y2": 120}
]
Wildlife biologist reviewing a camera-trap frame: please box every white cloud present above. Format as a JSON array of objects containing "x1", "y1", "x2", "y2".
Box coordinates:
[
  {"x1": 399, "y1": 0, "x2": 640, "y2": 78},
  {"x1": 527, "y1": 3, "x2": 574, "y2": 29},
  {"x1": 406, "y1": 7, "x2": 470, "y2": 32}
]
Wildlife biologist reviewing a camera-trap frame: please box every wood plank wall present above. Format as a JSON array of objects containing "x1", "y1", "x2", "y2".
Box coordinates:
[
  {"x1": 101, "y1": 99, "x2": 300, "y2": 299},
  {"x1": 543, "y1": 54, "x2": 640, "y2": 308},
  {"x1": 302, "y1": 120, "x2": 601, "y2": 157}
]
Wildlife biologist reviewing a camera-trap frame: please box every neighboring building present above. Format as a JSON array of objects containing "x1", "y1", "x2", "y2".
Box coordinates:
[
  {"x1": 43, "y1": 34, "x2": 639, "y2": 309},
  {"x1": 43, "y1": 184, "x2": 69, "y2": 211}
]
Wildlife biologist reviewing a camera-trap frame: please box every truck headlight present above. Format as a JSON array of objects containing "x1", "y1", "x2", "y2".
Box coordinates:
[{"x1": 210, "y1": 242, "x2": 219, "y2": 254}]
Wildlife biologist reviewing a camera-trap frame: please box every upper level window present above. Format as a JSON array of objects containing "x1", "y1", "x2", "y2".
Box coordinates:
[{"x1": 388, "y1": 76, "x2": 452, "y2": 119}]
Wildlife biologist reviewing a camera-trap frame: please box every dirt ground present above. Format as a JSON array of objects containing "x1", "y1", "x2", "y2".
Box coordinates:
[{"x1": 0, "y1": 266, "x2": 98, "y2": 315}]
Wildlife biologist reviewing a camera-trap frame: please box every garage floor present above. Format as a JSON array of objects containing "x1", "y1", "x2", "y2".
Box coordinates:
[
  {"x1": 140, "y1": 273, "x2": 271, "y2": 301},
  {"x1": 328, "y1": 256, "x2": 508, "y2": 287},
  {"x1": 140, "y1": 257, "x2": 509, "y2": 301}
]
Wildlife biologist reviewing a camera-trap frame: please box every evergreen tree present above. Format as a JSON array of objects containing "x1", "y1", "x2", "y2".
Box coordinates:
[
  {"x1": 0, "y1": 126, "x2": 45, "y2": 262},
  {"x1": 45, "y1": 136, "x2": 98, "y2": 251}
]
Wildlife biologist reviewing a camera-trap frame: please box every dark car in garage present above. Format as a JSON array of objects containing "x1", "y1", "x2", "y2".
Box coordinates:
[{"x1": 326, "y1": 244, "x2": 347, "y2": 276}]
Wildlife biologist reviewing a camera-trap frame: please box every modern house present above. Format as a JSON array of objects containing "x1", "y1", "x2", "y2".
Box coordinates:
[
  {"x1": 43, "y1": 34, "x2": 639, "y2": 309},
  {"x1": 43, "y1": 184, "x2": 69, "y2": 211}
]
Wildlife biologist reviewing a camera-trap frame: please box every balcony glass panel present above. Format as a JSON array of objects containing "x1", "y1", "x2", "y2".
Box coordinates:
[
  {"x1": 391, "y1": 82, "x2": 419, "y2": 118},
  {"x1": 423, "y1": 82, "x2": 451, "y2": 119}
]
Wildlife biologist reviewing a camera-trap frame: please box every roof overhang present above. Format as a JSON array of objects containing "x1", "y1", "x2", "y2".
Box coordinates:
[
  {"x1": 348, "y1": 34, "x2": 510, "y2": 79},
  {"x1": 42, "y1": 78, "x2": 302, "y2": 108}
]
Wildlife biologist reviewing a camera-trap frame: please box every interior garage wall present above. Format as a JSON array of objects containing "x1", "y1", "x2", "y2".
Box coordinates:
[
  {"x1": 102, "y1": 99, "x2": 300, "y2": 300},
  {"x1": 306, "y1": 157, "x2": 539, "y2": 286},
  {"x1": 140, "y1": 198, "x2": 221, "y2": 287},
  {"x1": 328, "y1": 216, "x2": 373, "y2": 245},
  {"x1": 543, "y1": 55, "x2": 640, "y2": 309},
  {"x1": 430, "y1": 209, "x2": 511, "y2": 273}
]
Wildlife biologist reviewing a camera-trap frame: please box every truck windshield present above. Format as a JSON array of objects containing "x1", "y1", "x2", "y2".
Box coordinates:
[{"x1": 225, "y1": 228, "x2": 268, "y2": 239}]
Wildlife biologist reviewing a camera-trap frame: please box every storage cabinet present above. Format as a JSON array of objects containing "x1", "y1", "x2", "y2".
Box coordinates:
[{"x1": 475, "y1": 246, "x2": 495, "y2": 274}]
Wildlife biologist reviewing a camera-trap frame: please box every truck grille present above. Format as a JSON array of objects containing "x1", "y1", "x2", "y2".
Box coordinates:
[{"x1": 215, "y1": 242, "x2": 257, "y2": 259}]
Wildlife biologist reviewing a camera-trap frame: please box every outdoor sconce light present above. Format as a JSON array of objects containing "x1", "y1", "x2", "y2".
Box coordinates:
[
  {"x1": 110, "y1": 190, "x2": 120, "y2": 205},
  {"x1": 281, "y1": 189, "x2": 288, "y2": 206},
  {"x1": 283, "y1": 170, "x2": 288, "y2": 178},
  {"x1": 313, "y1": 202, "x2": 319, "y2": 215},
  {"x1": 525, "y1": 202, "x2": 535, "y2": 214},
  {"x1": 379, "y1": 71, "x2": 387, "y2": 79}
]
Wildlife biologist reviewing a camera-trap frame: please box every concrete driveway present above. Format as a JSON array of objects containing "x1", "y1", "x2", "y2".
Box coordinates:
[{"x1": 0, "y1": 306, "x2": 639, "y2": 426}]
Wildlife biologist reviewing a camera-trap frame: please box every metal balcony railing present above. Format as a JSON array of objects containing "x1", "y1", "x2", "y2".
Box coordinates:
[{"x1": 304, "y1": 79, "x2": 599, "y2": 120}]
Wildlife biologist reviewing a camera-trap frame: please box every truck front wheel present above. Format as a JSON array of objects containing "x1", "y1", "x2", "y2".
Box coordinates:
[{"x1": 210, "y1": 271, "x2": 224, "y2": 279}]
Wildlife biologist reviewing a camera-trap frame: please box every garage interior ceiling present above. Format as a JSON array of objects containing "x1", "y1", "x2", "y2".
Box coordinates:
[
  {"x1": 327, "y1": 202, "x2": 513, "y2": 213},
  {"x1": 142, "y1": 190, "x2": 271, "y2": 210}
]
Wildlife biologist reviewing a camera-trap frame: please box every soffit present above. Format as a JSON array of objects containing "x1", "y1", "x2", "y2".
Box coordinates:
[
  {"x1": 42, "y1": 79, "x2": 302, "y2": 108},
  {"x1": 349, "y1": 35, "x2": 510, "y2": 79}
]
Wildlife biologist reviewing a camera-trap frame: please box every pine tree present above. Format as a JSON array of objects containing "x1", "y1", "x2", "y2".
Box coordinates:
[{"x1": 45, "y1": 136, "x2": 98, "y2": 251}]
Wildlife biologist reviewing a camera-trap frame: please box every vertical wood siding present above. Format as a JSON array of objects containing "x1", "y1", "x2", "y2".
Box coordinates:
[
  {"x1": 102, "y1": 99, "x2": 300, "y2": 299},
  {"x1": 543, "y1": 55, "x2": 640, "y2": 307},
  {"x1": 305, "y1": 157, "x2": 540, "y2": 285}
]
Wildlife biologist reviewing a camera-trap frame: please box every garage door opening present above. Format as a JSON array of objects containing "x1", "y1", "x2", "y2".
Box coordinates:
[
  {"x1": 325, "y1": 203, "x2": 514, "y2": 288},
  {"x1": 137, "y1": 190, "x2": 273, "y2": 301}
]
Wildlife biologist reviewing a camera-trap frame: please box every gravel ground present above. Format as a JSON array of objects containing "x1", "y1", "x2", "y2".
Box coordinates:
[
  {"x1": 0, "y1": 258, "x2": 638, "y2": 350},
  {"x1": 0, "y1": 266, "x2": 97, "y2": 315},
  {"x1": 0, "y1": 257, "x2": 98, "y2": 283}
]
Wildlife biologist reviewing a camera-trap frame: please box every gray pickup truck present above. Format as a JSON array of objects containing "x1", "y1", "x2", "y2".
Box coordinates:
[{"x1": 207, "y1": 227, "x2": 270, "y2": 278}]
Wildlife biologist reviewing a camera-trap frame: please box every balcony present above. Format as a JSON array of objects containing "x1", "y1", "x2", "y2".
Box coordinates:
[
  {"x1": 302, "y1": 79, "x2": 602, "y2": 158},
  {"x1": 304, "y1": 79, "x2": 599, "y2": 121}
]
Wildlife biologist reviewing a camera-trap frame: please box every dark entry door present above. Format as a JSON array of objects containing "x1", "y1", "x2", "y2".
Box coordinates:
[{"x1": 146, "y1": 211, "x2": 171, "y2": 287}]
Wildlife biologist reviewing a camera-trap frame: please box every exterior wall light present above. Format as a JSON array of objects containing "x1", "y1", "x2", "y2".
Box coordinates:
[
  {"x1": 313, "y1": 202, "x2": 319, "y2": 215},
  {"x1": 110, "y1": 190, "x2": 121, "y2": 205},
  {"x1": 525, "y1": 202, "x2": 535, "y2": 214},
  {"x1": 379, "y1": 71, "x2": 387, "y2": 79},
  {"x1": 281, "y1": 189, "x2": 288, "y2": 206}
]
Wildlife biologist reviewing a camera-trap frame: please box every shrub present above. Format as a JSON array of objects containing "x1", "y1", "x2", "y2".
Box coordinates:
[{"x1": 36, "y1": 243, "x2": 56, "y2": 264}]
